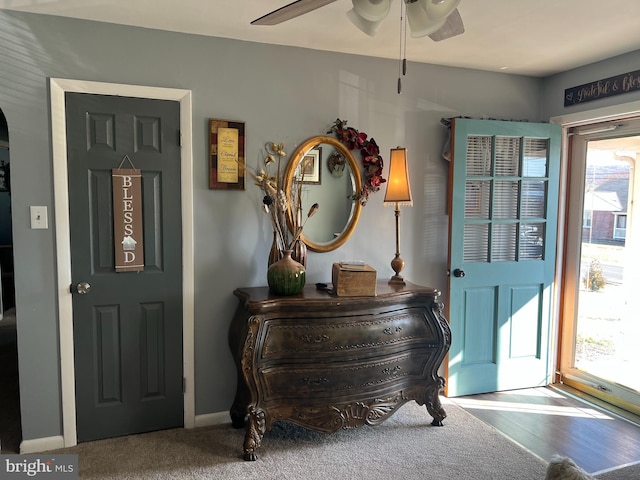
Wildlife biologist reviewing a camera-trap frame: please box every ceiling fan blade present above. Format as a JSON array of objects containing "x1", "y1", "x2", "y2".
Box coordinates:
[
  {"x1": 251, "y1": 0, "x2": 339, "y2": 26},
  {"x1": 428, "y1": 8, "x2": 464, "y2": 41}
]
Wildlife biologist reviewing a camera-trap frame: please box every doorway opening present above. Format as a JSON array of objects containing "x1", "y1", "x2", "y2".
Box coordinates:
[
  {"x1": 0, "y1": 109, "x2": 13, "y2": 313},
  {"x1": 0, "y1": 107, "x2": 21, "y2": 453},
  {"x1": 560, "y1": 118, "x2": 640, "y2": 416}
]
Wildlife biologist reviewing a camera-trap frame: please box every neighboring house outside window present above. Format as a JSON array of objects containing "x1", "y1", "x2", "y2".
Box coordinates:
[
  {"x1": 613, "y1": 213, "x2": 627, "y2": 240},
  {"x1": 583, "y1": 209, "x2": 592, "y2": 228},
  {"x1": 582, "y1": 166, "x2": 629, "y2": 245}
]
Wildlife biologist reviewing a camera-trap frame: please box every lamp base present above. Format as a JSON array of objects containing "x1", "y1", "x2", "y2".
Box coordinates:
[{"x1": 389, "y1": 255, "x2": 406, "y2": 285}]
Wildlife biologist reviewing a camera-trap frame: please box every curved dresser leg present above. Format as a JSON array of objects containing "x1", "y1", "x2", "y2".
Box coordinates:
[
  {"x1": 424, "y1": 381, "x2": 447, "y2": 426},
  {"x1": 243, "y1": 407, "x2": 266, "y2": 461}
]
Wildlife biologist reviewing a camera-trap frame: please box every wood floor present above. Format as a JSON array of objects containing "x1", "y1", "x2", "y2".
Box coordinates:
[{"x1": 452, "y1": 386, "x2": 640, "y2": 475}]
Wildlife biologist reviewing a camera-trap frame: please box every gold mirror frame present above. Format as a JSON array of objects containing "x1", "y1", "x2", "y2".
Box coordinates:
[{"x1": 284, "y1": 135, "x2": 363, "y2": 253}]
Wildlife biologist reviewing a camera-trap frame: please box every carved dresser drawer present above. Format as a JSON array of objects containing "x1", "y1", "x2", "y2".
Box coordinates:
[
  {"x1": 260, "y1": 349, "x2": 433, "y2": 401},
  {"x1": 228, "y1": 281, "x2": 451, "y2": 461},
  {"x1": 260, "y1": 308, "x2": 439, "y2": 361}
]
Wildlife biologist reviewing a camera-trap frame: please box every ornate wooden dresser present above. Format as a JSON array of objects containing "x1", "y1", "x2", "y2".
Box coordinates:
[{"x1": 228, "y1": 281, "x2": 451, "y2": 460}]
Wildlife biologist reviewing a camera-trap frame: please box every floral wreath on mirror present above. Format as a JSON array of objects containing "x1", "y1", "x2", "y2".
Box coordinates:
[{"x1": 328, "y1": 118, "x2": 386, "y2": 206}]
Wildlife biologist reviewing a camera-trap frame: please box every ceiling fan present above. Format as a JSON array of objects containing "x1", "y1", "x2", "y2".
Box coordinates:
[{"x1": 251, "y1": 0, "x2": 464, "y2": 41}]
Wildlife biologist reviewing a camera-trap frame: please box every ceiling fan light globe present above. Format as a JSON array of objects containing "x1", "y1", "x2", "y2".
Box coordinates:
[
  {"x1": 422, "y1": 0, "x2": 461, "y2": 21},
  {"x1": 351, "y1": 0, "x2": 392, "y2": 22},
  {"x1": 407, "y1": 2, "x2": 447, "y2": 37},
  {"x1": 347, "y1": 8, "x2": 383, "y2": 36}
]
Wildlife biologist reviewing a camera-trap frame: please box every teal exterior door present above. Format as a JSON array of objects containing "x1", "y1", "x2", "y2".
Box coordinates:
[
  {"x1": 447, "y1": 118, "x2": 561, "y2": 397},
  {"x1": 66, "y1": 93, "x2": 184, "y2": 441}
]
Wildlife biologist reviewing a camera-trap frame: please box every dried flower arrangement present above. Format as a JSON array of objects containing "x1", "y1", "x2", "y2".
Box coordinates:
[
  {"x1": 327, "y1": 118, "x2": 386, "y2": 205},
  {"x1": 248, "y1": 142, "x2": 319, "y2": 257}
]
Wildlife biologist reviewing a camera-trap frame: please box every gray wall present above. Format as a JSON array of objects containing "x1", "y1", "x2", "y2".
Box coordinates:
[{"x1": 0, "y1": 9, "x2": 548, "y2": 443}]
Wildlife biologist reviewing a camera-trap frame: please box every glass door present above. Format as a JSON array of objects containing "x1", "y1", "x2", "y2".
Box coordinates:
[{"x1": 561, "y1": 120, "x2": 640, "y2": 414}]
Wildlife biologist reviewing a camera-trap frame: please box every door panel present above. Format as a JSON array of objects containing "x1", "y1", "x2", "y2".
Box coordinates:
[
  {"x1": 66, "y1": 93, "x2": 183, "y2": 442},
  {"x1": 508, "y1": 285, "x2": 543, "y2": 358},
  {"x1": 447, "y1": 118, "x2": 561, "y2": 397},
  {"x1": 462, "y1": 287, "x2": 496, "y2": 366}
]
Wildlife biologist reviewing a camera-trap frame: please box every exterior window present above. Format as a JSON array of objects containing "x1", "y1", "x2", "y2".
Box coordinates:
[
  {"x1": 613, "y1": 214, "x2": 627, "y2": 240},
  {"x1": 583, "y1": 210, "x2": 592, "y2": 228}
]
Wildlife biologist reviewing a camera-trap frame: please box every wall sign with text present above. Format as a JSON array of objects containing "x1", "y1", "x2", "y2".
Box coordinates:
[
  {"x1": 112, "y1": 168, "x2": 144, "y2": 272},
  {"x1": 209, "y1": 118, "x2": 246, "y2": 190},
  {"x1": 564, "y1": 69, "x2": 640, "y2": 106}
]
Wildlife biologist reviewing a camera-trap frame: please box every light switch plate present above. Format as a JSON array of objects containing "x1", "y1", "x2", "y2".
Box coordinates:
[{"x1": 30, "y1": 206, "x2": 48, "y2": 229}]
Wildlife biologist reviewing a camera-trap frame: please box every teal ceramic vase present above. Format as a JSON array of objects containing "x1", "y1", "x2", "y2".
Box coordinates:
[{"x1": 267, "y1": 249, "x2": 306, "y2": 295}]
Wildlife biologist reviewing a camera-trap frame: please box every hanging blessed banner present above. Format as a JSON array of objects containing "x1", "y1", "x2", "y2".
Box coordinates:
[{"x1": 112, "y1": 162, "x2": 144, "y2": 272}]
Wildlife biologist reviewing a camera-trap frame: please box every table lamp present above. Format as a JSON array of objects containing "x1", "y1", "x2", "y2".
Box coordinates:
[{"x1": 384, "y1": 147, "x2": 413, "y2": 284}]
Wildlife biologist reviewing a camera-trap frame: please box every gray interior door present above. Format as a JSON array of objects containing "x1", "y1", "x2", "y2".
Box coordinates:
[{"x1": 65, "y1": 93, "x2": 183, "y2": 442}]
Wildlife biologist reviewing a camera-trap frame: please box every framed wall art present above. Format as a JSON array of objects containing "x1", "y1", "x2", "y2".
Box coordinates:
[
  {"x1": 209, "y1": 118, "x2": 246, "y2": 190},
  {"x1": 295, "y1": 147, "x2": 322, "y2": 185}
]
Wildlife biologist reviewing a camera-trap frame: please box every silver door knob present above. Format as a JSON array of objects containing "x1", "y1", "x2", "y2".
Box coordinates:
[{"x1": 76, "y1": 282, "x2": 91, "y2": 294}]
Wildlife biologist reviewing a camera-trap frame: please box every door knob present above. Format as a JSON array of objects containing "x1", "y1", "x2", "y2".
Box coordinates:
[
  {"x1": 76, "y1": 282, "x2": 91, "y2": 294},
  {"x1": 453, "y1": 269, "x2": 466, "y2": 278}
]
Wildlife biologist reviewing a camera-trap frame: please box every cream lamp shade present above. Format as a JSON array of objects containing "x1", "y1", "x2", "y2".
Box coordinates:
[{"x1": 384, "y1": 147, "x2": 413, "y2": 206}]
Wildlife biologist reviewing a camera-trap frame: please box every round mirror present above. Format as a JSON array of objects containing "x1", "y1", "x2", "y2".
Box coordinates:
[{"x1": 284, "y1": 136, "x2": 362, "y2": 253}]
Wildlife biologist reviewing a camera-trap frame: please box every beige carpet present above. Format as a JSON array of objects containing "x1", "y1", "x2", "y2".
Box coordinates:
[
  {"x1": 52, "y1": 398, "x2": 554, "y2": 479},
  {"x1": 47, "y1": 397, "x2": 640, "y2": 479}
]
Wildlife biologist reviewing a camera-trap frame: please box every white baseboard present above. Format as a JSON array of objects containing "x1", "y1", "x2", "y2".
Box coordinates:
[
  {"x1": 20, "y1": 435, "x2": 65, "y2": 454},
  {"x1": 18, "y1": 412, "x2": 230, "y2": 453},
  {"x1": 194, "y1": 410, "x2": 230, "y2": 428}
]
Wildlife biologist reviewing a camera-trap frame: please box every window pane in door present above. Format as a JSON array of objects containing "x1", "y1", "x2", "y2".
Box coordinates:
[
  {"x1": 495, "y1": 137, "x2": 520, "y2": 176},
  {"x1": 520, "y1": 222, "x2": 544, "y2": 260},
  {"x1": 466, "y1": 136, "x2": 492, "y2": 176},
  {"x1": 492, "y1": 223, "x2": 517, "y2": 261},
  {"x1": 465, "y1": 180, "x2": 490, "y2": 219},
  {"x1": 521, "y1": 181, "x2": 546, "y2": 218},
  {"x1": 464, "y1": 224, "x2": 489, "y2": 262},
  {"x1": 494, "y1": 181, "x2": 519, "y2": 219},
  {"x1": 523, "y1": 138, "x2": 549, "y2": 177}
]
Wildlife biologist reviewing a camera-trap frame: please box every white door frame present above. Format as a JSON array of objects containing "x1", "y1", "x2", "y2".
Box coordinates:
[{"x1": 50, "y1": 78, "x2": 195, "y2": 448}]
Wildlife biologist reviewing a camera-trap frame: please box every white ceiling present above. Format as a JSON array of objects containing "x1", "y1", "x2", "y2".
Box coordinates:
[{"x1": 2, "y1": 0, "x2": 640, "y2": 77}]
